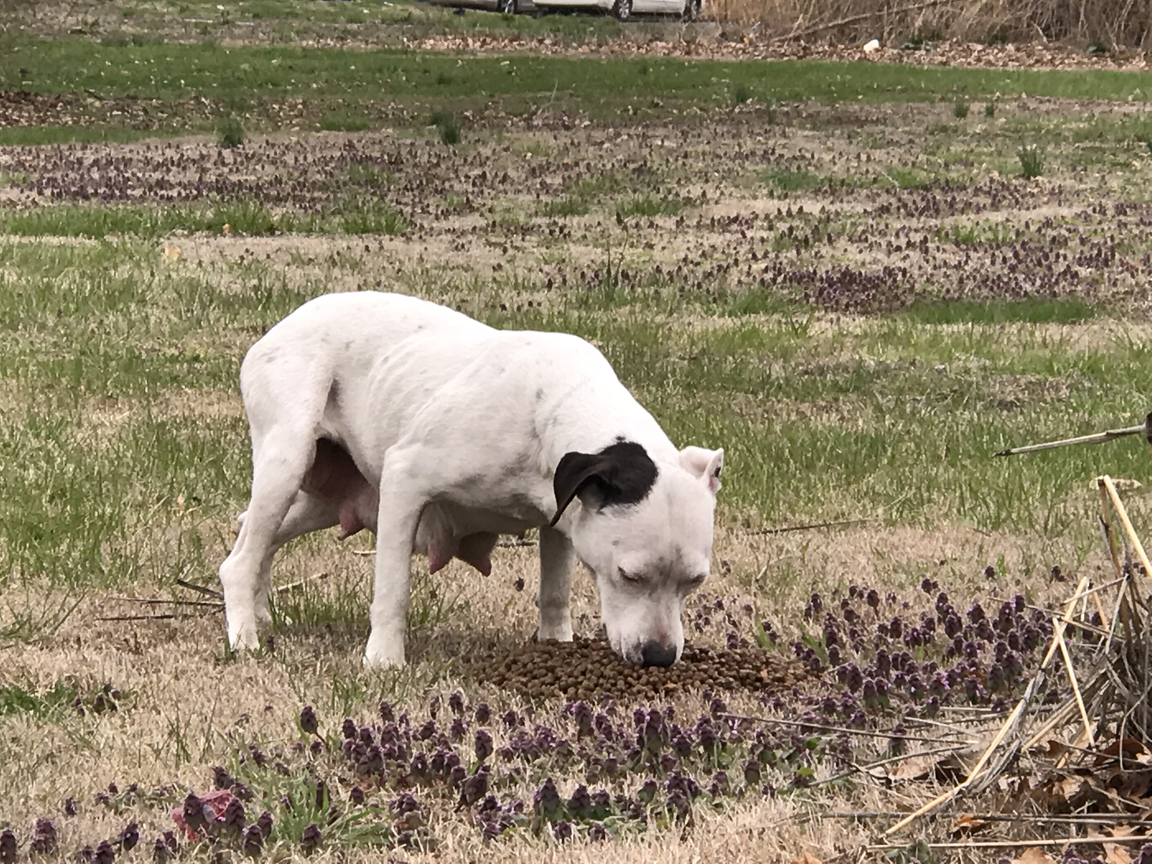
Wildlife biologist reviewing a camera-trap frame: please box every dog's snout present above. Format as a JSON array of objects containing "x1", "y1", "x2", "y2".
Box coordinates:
[{"x1": 640, "y1": 641, "x2": 677, "y2": 667}]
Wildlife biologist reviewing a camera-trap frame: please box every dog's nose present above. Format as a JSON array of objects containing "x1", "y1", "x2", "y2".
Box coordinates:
[{"x1": 640, "y1": 641, "x2": 677, "y2": 667}]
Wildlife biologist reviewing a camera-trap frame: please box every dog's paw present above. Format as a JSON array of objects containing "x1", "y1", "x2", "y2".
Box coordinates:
[
  {"x1": 537, "y1": 622, "x2": 574, "y2": 642},
  {"x1": 227, "y1": 622, "x2": 261, "y2": 653},
  {"x1": 362, "y1": 634, "x2": 406, "y2": 669}
]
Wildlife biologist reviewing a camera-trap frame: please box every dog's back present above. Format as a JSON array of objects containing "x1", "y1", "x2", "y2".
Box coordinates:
[{"x1": 243, "y1": 291, "x2": 485, "y2": 378}]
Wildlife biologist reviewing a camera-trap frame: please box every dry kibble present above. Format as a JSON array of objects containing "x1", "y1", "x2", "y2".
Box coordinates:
[{"x1": 471, "y1": 637, "x2": 807, "y2": 701}]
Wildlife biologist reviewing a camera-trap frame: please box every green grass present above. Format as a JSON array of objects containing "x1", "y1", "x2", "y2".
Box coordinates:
[
  {"x1": 345, "y1": 162, "x2": 393, "y2": 187},
  {"x1": 8, "y1": 36, "x2": 1152, "y2": 118},
  {"x1": 0, "y1": 200, "x2": 407, "y2": 239},
  {"x1": 217, "y1": 114, "x2": 245, "y2": 147},
  {"x1": 431, "y1": 110, "x2": 461, "y2": 145},
  {"x1": 898, "y1": 298, "x2": 1100, "y2": 325},
  {"x1": 762, "y1": 169, "x2": 824, "y2": 192},
  {"x1": 0, "y1": 125, "x2": 174, "y2": 147},
  {"x1": 731, "y1": 83, "x2": 754, "y2": 105},
  {"x1": 334, "y1": 199, "x2": 408, "y2": 234},
  {"x1": 880, "y1": 166, "x2": 935, "y2": 189},
  {"x1": 615, "y1": 194, "x2": 683, "y2": 218},
  {"x1": 318, "y1": 110, "x2": 375, "y2": 132},
  {"x1": 0, "y1": 681, "x2": 79, "y2": 718},
  {"x1": 1019, "y1": 143, "x2": 1045, "y2": 178},
  {"x1": 539, "y1": 197, "x2": 590, "y2": 218},
  {"x1": 0, "y1": 202, "x2": 288, "y2": 238},
  {"x1": 937, "y1": 220, "x2": 1019, "y2": 246},
  {"x1": 569, "y1": 172, "x2": 627, "y2": 199},
  {"x1": 0, "y1": 226, "x2": 1138, "y2": 604}
]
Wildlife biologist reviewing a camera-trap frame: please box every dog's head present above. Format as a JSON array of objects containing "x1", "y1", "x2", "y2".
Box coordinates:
[{"x1": 551, "y1": 440, "x2": 723, "y2": 667}]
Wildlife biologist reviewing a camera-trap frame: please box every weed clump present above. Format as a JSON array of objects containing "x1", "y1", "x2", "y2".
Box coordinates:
[
  {"x1": 431, "y1": 111, "x2": 461, "y2": 146},
  {"x1": 217, "y1": 115, "x2": 244, "y2": 149},
  {"x1": 1018, "y1": 143, "x2": 1045, "y2": 178}
]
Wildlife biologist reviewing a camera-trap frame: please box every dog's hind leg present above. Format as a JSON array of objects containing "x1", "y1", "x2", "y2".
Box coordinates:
[
  {"x1": 219, "y1": 433, "x2": 319, "y2": 652},
  {"x1": 252, "y1": 491, "x2": 340, "y2": 627},
  {"x1": 538, "y1": 525, "x2": 574, "y2": 642}
]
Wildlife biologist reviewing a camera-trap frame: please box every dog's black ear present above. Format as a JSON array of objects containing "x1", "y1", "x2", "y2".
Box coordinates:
[{"x1": 550, "y1": 441, "x2": 658, "y2": 526}]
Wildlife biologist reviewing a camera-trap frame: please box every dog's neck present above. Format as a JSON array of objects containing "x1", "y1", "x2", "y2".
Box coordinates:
[{"x1": 539, "y1": 387, "x2": 679, "y2": 477}]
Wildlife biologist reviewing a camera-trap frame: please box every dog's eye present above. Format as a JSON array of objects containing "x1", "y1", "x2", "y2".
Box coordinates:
[{"x1": 618, "y1": 567, "x2": 643, "y2": 584}]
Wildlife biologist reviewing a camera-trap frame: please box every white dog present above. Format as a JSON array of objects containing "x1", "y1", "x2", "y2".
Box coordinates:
[{"x1": 218, "y1": 292, "x2": 723, "y2": 668}]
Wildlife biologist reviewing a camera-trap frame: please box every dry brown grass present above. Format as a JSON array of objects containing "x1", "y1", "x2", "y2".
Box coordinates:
[
  {"x1": 707, "y1": 0, "x2": 1150, "y2": 50},
  {"x1": 0, "y1": 513, "x2": 1090, "y2": 862}
]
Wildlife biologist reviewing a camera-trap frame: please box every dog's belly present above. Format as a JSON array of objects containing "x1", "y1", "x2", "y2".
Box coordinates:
[
  {"x1": 302, "y1": 437, "x2": 380, "y2": 540},
  {"x1": 302, "y1": 438, "x2": 532, "y2": 577},
  {"x1": 417, "y1": 503, "x2": 534, "y2": 577}
]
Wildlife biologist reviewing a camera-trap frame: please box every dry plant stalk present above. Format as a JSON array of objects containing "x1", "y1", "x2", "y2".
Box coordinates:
[
  {"x1": 708, "y1": 0, "x2": 1152, "y2": 49},
  {"x1": 885, "y1": 474, "x2": 1152, "y2": 836},
  {"x1": 883, "y1": 575, "x2": 1092, "y2": 835}
]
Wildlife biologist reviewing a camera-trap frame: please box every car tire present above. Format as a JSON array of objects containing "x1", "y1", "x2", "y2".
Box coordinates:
[
  {"x1": 497, "y1": 0, "x2": 517, "y2": 13},
  {"x1": 613, "y1": 0, "x2": 632, "y2": 21},
  {"x1": 681, "y1": 0, "x2": 700, "y2": 20}
]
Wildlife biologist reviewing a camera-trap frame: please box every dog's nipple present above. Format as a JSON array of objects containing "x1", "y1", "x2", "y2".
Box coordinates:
[{"x1": 337, "y1": 507, "x2": 364, "y2": 540}]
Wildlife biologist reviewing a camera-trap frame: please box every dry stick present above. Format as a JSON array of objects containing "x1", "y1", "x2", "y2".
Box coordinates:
[
  {"x1": 994, "y1": 422, "x2": 1146, "y2": 457},
  {"x1": 746, "y1": 517, "x2": 875, "y2": 536},
  {"x1": 766, "y1": 0, "x2": 953, "y2": 42},
  {"x1": 274, "y1": 572, "x2": 328, "y2": 593},
  {"x1": 107, "y1": 597, "x2": 223, "y2": 608},
  {"x1": 1055, "y1": 623, "x2": 1094, "y2": 746},
  {"x1": 1100, "y1": 479, "x2": 1126, "y2": 595},
  {"x1": 1017, "y1": 681, "x2": 1084, "y2": 753},
  {"x1": 1102, "y1": 475, "x2": 1152, "y2": 578},
  {"x1": 175, "y1": 578, "x2": 223, "y2": 600},
  {"x1": 791, "y1": 811, "x2": 1152, "y2": 828},
  {"x1": 882, "y1": 575, "x2": 1092, "y2": 837},
  {"x1": 719, "y1": 713, "x2": 972, "y2": 745},
  {"x1": 996, "y1": 597, "x2": 1116, "y2": 642},
  {"x1": 97, "y1": 613, "x2": 216, "y2": 622},
  {"x1": 869, "y1": 836, "x2": 1149, "y2": 853},
  {"x1": 814, "y1": 744, "x2": 968, "y2": 788},
  {"x1": 1098, "y1": 481, "x2": 1135, "y2": 654},
  {"x1": 902, "y1": 715, "x2": 978, "y2": 737}
]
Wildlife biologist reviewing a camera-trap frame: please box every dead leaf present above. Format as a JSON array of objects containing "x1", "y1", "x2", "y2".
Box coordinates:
[
  {"x1": 888, "y1": 753, "x2": 942, "y2": 781},
  {"x1": 1103, "y1": 843, "x2": 1131, "y2": 864},
  {"x1": 949, "y1": 813, "x2": 988, "y2": 837},
  {"x1": 789, "y1": 853, "x2": 823, "y2": 864},
  {"x1": 1095, "y1": 738, "x2": 1152, "y2": 767},
  {"x1": 1012, "y1": 848, "x2": 1055, "y2": 864}
]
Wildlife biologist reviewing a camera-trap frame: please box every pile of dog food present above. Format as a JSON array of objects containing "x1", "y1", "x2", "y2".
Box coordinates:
[{"x1": 474, "y1": 637, "x2": 810, "y2": 702}]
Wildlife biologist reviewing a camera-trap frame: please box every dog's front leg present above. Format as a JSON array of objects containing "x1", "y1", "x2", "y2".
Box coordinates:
[
  {"x1": 538, "y1": 525, "x2": 574, "y2": 642},
  {"x1": 363, "y1": 455, "x2": 424, "y2": 668}
]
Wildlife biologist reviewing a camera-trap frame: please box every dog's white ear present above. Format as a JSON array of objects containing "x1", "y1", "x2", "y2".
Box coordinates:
[{"x1": 680, "y1": 446, "x2": 723, "y2": 495}]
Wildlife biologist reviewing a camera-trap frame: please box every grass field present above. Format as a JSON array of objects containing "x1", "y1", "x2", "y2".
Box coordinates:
[{"x1": 3, "y1": 3, "x2": 1152, "y2": 863}]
